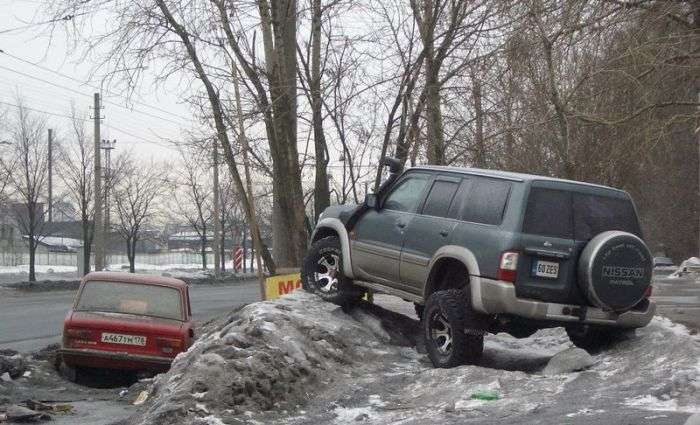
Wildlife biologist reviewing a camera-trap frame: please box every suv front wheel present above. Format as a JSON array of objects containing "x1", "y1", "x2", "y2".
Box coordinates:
[
  {"x1": 301, "y1": 236, "x2": 364, "y2": 306},
  {"x1": 424, "y1": 289, "x2": 484, "y2": 368}
]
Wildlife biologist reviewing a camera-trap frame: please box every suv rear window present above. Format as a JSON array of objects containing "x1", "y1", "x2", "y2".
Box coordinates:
[{"x1": 522, "y1": 187, "x2": 640, "y2": 240}]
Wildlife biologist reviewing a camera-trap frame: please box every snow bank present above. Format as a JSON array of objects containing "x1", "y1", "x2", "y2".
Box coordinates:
[
  {"x1": 126, "y1": 294, "x2": 700, "y2": 425},
  {"x1": 0, "y1": 265, "x2": 77, "y2": 275},
  {"x1": 669, "y1": 257, "x2": 700, "y2": 280},
  {"x1": 129, "y1": 291, "x2": 416, "y2": 425}
]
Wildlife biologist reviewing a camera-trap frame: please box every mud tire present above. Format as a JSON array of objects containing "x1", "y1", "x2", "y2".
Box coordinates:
[
  {"x1": 301, "y1": 237, "x2": 364, "y2": 306},
  {"x1": 424, "y1": 289, "x2": 484, "y2": 368}
]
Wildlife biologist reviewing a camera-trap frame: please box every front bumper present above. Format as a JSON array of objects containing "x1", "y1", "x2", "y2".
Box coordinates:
[
  {"x1": 59, "y1": 347, "x2": 173, "y2": 371},
  {"x1": 479, "y1": 278, "x2": 655, "y2": 328}
]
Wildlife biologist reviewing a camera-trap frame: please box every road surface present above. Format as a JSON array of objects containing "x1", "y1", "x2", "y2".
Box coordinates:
[{"x1": 0, "y1": 279, "x2": 261, "y2": 352}]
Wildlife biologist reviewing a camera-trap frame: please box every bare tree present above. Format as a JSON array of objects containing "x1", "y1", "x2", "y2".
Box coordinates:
[
  {"x1": 1, "y1": 99, "x2": 51, "y2": 282},
  {"x1": 113, "y1": 158, "x2": 165, "y2": 273},
  {"x1": 56, "y1": 107, "x2": 94, "y2": 275},
  {"x1": 172, "y1": 147, "x2": 213, "y2": 271}
]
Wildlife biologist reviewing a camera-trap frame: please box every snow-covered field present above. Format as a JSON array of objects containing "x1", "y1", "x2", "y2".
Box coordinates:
[{"x1": 125, "y1": 291, "x2": 700, "y2": 425}]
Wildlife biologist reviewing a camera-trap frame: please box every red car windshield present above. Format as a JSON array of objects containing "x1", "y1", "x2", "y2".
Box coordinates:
[{"x1": 75, "y1": 281, "x2": 184, "y2": 321}]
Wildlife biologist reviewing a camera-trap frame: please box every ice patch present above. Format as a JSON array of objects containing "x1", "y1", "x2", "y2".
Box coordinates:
[
  {"x1": 624, "y1": 395, "x2": 699, "y2": 413},
  {"x1": 194, "y1": 415, "x2": 226, "y2": 425},
  {"x1": 332, "y1": 406, "x2": 372, "y2": 423},
  {"x1": 565, "y1": 408, "x2": 605, "y2": 417}
]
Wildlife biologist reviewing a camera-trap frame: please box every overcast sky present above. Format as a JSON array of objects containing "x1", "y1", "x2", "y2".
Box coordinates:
[{"x1": 0, "y1": 0, "x2": 195, "y2": 160}]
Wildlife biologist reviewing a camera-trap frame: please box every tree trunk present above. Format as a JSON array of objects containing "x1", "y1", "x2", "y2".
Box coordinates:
[
  {"x1": 28, "y1": 238, "x2": 36, "y2": 282},
  {"x1": 267, "y1": 0, "x2": 308, "y2": 267},
  {"x1": 212, "y1": 139, "x2": 221, "y2": 277},
  {"x1": 220, "y1": 226, "x2": 226, "y2": 272},
  {"x1": 82, "y1": 222, "x2": 91, "y2": 275},
  {"x1": 126, "y1": 239, "x2": 136, "y2": 273},
  {"x1": 412, "y1": 0, "x2": 446, "y2": 165},
  {"x1": 472, "y1": 72, "x2": 485, "y2": 168},
  {"x1": 311, "y1": 0, "x2": 330, "y2": 221},
  {"x1": 201, "y1": 235, "x2": 208, "y2": 271},
  {"x1": 425, "y1": 65, "x2": 445, "y2": 165}
]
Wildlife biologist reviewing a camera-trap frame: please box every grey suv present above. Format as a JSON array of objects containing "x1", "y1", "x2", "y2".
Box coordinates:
[{"x1": 302, "y1": 159, "x2": 655, "y2": 368}]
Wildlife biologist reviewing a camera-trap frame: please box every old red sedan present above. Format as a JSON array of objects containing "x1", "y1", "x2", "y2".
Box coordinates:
[{"x1": 59, "y1": 272, "x2": 194, "y2": 375}]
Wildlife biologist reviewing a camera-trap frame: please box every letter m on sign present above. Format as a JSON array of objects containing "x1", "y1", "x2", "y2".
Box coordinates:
[{"x1": 278, "y1": 280, "x2": 296, "y2": 295}]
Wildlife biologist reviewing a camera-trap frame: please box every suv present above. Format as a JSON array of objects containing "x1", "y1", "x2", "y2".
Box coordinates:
[{"x1": 302, "y1": 159, "x2": 655, "y2": 368}]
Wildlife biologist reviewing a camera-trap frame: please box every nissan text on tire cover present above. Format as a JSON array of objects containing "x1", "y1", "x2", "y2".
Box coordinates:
[{"x1": 303, "y1": 158, "x2": 655, "y2": 368}]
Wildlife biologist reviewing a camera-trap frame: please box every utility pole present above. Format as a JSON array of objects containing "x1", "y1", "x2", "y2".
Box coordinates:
[
  {"x1": 93, "y1": 93, "x2": 105, "y2": 271},
  {"x1": 696, "y1": 89, "x2": 700, "y2": 257},
  {"x1": 101, "y1": 138, "x2": 116, "y2": 266},
  {"x1": 47, "y1": 129, "x2": 53, "y2": 223},
  {"x1": 212, "y1": 139, "x2": 221, "y2": 278}
]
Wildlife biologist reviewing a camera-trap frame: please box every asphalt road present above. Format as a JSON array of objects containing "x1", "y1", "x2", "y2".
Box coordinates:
[
  {"x1": 652, "y1": 273, "x2": 700, "y2": 333},
  {"x1": 0, "y1": 279, "x2": 261, "y2": 353}
]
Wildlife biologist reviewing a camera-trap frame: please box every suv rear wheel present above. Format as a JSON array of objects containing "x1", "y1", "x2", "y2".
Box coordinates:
[
  {"x1": 301, "y1": 237, "x2": 364, "y2": 306},
  {"x1": 566, "y1": 326, "x2": 629, "y2": 352},
  {"x1": 424, "y1": 289, "x2": 483, "y2": 368}
]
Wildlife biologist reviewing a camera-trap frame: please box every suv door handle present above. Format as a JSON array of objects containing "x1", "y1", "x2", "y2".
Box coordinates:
[{"x1": 439, "y1": 230, "x2": 449, "y2": 237}]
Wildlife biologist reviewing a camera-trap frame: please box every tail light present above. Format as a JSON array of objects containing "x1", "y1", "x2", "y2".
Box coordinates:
[
  {"x1": 644, "y1": 285, "x2": 653, "y2": 298},
  {"x1": 156, "y1": 337, "x2": 183, "y2": 354},
  {"x1": 497, "y1": 251, "x2": 519, "y2": 283},
  {"x1": 64, "y1": 328, "x2": 92, "y2": 347}
]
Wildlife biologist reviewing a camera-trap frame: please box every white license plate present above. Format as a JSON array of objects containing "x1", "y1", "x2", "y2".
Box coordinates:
[
  {"x1": 532, "y1": 260, "x2": 559, "y2": 279},
  {"x1": 101, "y1": 332, "x2": 147, "y2": 346}
]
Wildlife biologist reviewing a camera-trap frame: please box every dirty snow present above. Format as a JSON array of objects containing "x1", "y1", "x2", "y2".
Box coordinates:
[{"x1": 120, "y1": 291, "x2": 700, "y2": 425}]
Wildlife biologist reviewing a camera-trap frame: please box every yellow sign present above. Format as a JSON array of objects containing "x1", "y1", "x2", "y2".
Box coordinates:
[{"x1": 265, "y1": 272, "x2": 302, "y2": 300}]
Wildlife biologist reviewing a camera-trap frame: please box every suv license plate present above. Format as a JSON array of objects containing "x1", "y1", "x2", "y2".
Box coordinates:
[
  {"x1": 101, "y1": 333, "x2": 147, "y2": 346},
  {"x1": 532, "y1": 260, "x2": 559, "y2": 279}
]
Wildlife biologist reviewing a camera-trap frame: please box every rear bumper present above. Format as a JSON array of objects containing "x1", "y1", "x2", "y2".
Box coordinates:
[
  {"x1": 478, "y1": 278, "x2": 655, "y2": 328},
  {"x1": 59, "y1": 347, "x2": 173, "y2": 371}
]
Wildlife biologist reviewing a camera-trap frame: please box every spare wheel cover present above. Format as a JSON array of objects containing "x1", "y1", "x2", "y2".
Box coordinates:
[{"x1": 578, "y1": 231, "x2": 652, "y2": 312}]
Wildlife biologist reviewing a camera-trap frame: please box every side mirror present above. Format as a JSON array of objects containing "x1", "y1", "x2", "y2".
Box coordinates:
[{"x1": 364, "y1": 193, "x2": 378, "y2": 210}]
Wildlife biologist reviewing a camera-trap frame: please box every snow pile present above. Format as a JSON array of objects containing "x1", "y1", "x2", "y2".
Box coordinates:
[
  {"x1": 129, "y1": 291, "x2": 417, "y2": 425},
  {"x1": 126, "y1": 293, "x2": 700, "y2": 425},
  {"x1": 669, "y1": 257, "x2": 700, "y2": 280}
]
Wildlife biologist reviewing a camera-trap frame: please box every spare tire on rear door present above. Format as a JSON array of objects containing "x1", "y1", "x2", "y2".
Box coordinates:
[{"x1": 578, "y1": 231, "x2": 652, "y2": 312}]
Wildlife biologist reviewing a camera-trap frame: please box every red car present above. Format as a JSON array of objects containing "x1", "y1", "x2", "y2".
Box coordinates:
[{"x1": 59, "y1": 272, "x2": 194, "y2": 375}]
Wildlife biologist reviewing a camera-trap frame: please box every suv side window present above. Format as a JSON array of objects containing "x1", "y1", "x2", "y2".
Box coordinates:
[
  {"x1": 421, "y1": 179, "x2": 460, "y2": 218},
  {"x1": 454, "y1": 177, "x2": 512, "y2": 225},
  {"x1": 383, "y1": 173, "x2": 431, "y2": 213}
]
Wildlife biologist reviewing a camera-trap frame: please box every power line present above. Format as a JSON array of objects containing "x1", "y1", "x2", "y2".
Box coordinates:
[
  {"x1": 103, "y1": 123, "x2": 174, "y2": 149},
  {"x1": 0, "y1": 100, "x2": 172, "y2": 148},
  {"x1": 0, "y1": 63, "x2": 187, "y2": 127},
  {"x1": 0, "y1": 50, "x2": 194, "y2": 123},
  {"x1": 0, "y1": 100, "x2": 89, "y2": 121},
  {"x1": 0, "y1": 13, "x2": 84, "y2": 35}
]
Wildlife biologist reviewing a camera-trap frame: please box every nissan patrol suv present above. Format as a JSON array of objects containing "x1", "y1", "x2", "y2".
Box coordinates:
[{"x1": 302, "y1": 159, "x2": 655, "y2": 368}]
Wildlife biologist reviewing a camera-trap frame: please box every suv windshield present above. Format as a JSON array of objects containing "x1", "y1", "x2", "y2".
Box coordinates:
[
  {"x1": 75, "y1": 281, "x2": 184, "y2": 321},
  {"x1": 522, "y1": 187, "x2": 640, "y2": 240}
]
